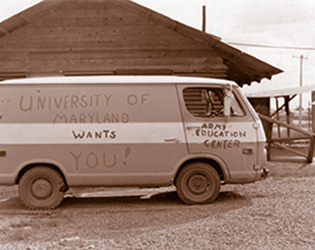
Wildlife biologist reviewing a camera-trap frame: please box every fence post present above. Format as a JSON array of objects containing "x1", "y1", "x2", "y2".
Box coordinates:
[
  {"x1": 307, "y1": 136, "x2": 315, "y2": 163},
  {"x1": 312, "y1": 91, "x2": 315, "y2": 133}
]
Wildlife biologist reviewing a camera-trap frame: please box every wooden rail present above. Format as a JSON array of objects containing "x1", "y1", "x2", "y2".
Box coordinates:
[{"x1": 258, "y1": 113, "x2": 315, "y2": 163}]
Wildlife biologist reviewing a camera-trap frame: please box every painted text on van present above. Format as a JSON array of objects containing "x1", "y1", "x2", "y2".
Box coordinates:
[
  {"x1": 72, "y1": 129, "x2": 116, "y2": 140},
  {"x1": 196, "y1": 129, "x2": 246, "y2": 138},
  {"x1": 70, "y1": 147, "x2": 131, "y2": 170},
  {"x1": 19, "y1": 94, "x2": 112, "y2": 111},
  {"x1": 53, "y1": 113, "x2": 129, "y2": 123},
  {"x1": 195, "y1": 123, "x2": 247, "y2": 139},
  {"x1": 70, "y1": 151, "x2": 117, "y2": 169},
  {"x1": 204, "y1": 139, "x2": 240, "y2": 149}
]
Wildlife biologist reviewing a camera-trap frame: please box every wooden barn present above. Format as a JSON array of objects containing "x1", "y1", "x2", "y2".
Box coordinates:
[{"x1": 0, "y1": 0, "x2": 282, "y2": 84}]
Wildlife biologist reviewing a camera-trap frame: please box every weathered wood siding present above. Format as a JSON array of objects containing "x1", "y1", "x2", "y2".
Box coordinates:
[{"x1": 0, "y1": 0, "x2": 227, "y2": 80}]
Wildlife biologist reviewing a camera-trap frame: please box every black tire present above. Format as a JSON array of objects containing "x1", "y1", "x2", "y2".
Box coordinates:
[
  {"x1": 176, "y1": 162, "x2": 220, "y2": 204},
  {"x1": 19, "y1": 167, "x2": 65, "y2": 209}
]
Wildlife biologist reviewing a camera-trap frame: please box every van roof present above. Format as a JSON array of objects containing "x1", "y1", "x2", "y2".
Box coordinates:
[{"x1": 1, "y1": 75, "x2": 237, "y2": 86}]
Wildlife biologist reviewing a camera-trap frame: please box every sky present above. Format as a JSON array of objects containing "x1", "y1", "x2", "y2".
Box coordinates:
[{"x1": 0, "y1": 0, "x2": 315, "y2": 108}]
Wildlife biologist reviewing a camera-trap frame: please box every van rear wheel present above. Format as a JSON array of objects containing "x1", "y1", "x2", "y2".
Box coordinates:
[
  {"x1": 176, "y1": 162, "x2": 220, "y2": 204},
  {"x1": 19, "y1": 167, "x2": 65, "y2": 209}
]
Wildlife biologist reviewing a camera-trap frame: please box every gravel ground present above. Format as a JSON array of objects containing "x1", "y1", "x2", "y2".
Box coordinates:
[{"x1": 0, "y1": 161, "x2": 314, "y2": 250}]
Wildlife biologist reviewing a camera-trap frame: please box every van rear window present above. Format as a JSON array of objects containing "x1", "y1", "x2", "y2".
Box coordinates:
[{"x1": 183, "y1": 87, "x2": 244, "y2": 117}]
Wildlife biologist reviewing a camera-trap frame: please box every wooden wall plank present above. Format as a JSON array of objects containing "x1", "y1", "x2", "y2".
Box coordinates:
[
  {"x1": 0, "y1": 41, "x2": 204, "y2": 52},
  {"x1": 32, "y1": 17, "x2": 145, "y2": 27},
  {"x1": 8, "y1": 26, "x2": 192, "y2": 41},
  {"x1": 0, "y1": 0, "x2": 228, "y2": 79},
  {"x1": 28, "y1": 56, "x2": 214, "y2": 67},
  {"x1": 27, "y1": 49, "x2": 220, "y2": 60},
  {"x1": 45, "y1": 8, "x2": 126, "y2": 19},
  {"x1": 0, "y1": 34, "x2": 206, "y2": 51}
]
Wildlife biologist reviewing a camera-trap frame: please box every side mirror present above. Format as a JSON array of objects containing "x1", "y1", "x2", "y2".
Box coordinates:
[
  {"x1": 224, "y1": 95, "x2": 231, "y2": 117},
  {"x1": 224, "y1": 84, "x2": 232, "y2": 117}
]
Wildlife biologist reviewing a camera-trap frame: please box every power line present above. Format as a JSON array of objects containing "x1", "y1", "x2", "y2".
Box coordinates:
[{"x1": 227, "y1": 42, "x2": 315, "y2": 51}]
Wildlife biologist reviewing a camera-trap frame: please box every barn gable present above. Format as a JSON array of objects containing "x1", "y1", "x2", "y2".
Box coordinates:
[{"x1": 0, "y1": 0, "x2": 282, "y2": 85}]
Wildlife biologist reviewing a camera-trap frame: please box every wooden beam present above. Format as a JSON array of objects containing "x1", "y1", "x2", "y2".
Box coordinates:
[
  {"x1": 259, "y1": 113, "x2": 315, "y2": 137},
  {"x1": 276, "y1": 97, "x2": 281, "y2": 137},
  {"x1": 271, "y1": 95, "x2": 296, "y2": 117},
  {"x1": 19, "y1": 14, "x2": 31, "y2": 24},
  {"x1": 284, "y1": 95, "x2": 291, "y2": 137},
  {"x1": 271, "y1": 136, "x2": 310, "y2": 142},
  {"x1": 272, "y1": 142, "x2": 308, "y2": 158},
  {"x1": 0, "y1": 26, "x2": 9, "y2": 35},
  {"x1": 259, "y1": 113, "x2": 315, "y2": 162},
  {"x1": 307, "y1": 137, "x2": 315, "y2": 162}
]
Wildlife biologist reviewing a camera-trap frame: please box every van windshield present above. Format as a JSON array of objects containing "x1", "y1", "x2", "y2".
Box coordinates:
[{"x1": 183, "y1": 87, "x2": 245, "y2": 117}]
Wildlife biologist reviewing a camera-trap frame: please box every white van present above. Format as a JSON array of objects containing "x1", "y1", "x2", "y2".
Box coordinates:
[{"x1": 0, "y1": 76, "x2": 268, "y2": 209}]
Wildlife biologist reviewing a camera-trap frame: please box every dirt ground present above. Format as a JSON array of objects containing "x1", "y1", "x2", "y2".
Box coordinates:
[{"x1": 0, "y1": 161, "x2": 314, "y2": 250}]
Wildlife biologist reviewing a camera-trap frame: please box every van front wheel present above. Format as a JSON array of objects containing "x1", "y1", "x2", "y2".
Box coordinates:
[
  {"x1": 19, "y1": 167, "x2": 65, "y2": 209},
  {"x1": 176, "y1": 162, "x2": 220, "y2": 204}
]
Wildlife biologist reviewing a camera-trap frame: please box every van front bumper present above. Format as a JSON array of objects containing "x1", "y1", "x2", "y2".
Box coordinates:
[
  {"x1": 255, "y1": 167, "x2": 269, "y2": 180},
  {"x1": 254, "y1": 164, "x2": 269, "y2": 180},
  {"x1": 262, "y1": 168, "x2": 269, "y2": 178}
]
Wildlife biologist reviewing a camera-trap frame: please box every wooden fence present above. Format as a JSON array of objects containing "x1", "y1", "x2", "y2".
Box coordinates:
[{"x1": 259, "y1": 113, "x2": 315, "y2": 163}]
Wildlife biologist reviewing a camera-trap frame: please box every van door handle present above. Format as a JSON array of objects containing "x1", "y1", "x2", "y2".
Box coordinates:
[
  {"x1": 164, "y1": 138, "x2": 181, "y2": 143},
  {"x1": 186, "y1": 126, "x2": 199, "y2": 130}
]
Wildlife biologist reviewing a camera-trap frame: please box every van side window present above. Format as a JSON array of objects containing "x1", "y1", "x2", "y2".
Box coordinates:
[{"x1": 183, "y1": 87, "x2": 244, "y2": 117}]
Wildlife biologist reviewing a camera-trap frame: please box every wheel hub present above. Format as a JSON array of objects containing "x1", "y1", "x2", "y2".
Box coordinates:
[
  {"x1": 31, "y1": 179, "x2": 53, "y2": 199},
  {"x1": 187, "y1": 174, "x2": 209, "y2": 194}
]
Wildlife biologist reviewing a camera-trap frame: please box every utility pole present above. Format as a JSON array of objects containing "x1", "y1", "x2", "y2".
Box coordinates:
[{"x1": 293, "y1": 55, "x2": 307, "y2": 127}]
